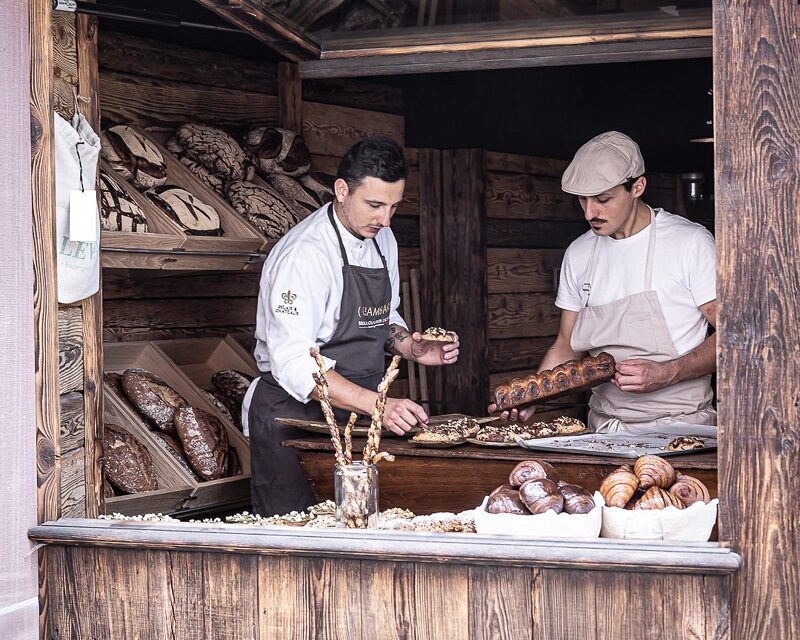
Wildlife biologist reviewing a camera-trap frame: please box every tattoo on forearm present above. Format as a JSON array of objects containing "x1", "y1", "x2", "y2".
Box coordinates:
[{"x1": 384, "y1": 325, "x2": 407, "y2": 355}]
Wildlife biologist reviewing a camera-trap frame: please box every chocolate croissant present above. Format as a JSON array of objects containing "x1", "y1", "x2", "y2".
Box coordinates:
[
  {"x1": 669, "y1": 474, "x2": 711, "y2": 506},
  {"x1": 509, "y1": 460, "x2": 559, "y2": 488},
  {"x1": 634, "y1": 486, "x2": 685, "y2": 510},
  {"x1": 559, "y1": 483, "x2": 596, "y2": 514},
  {"x1": 519, "y1": 478, "x2": 564, "y2": 514},
  {"x1": 486, "y1": 489, "x2": 529, "y2": 515},
  {"x1": 599, "y1": 465, "x2": 638, "y2": 508},
  {"x1": 634, "y1": 455, "x2": 676, "y2": 489},
  {"x1": 493, "y1": 352, "x2": 616, "y2": 411}
]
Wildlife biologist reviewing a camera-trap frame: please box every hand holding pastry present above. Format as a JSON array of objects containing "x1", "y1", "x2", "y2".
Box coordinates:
[{"x1": 410, "y1": 328, "x2": 459, "y2": 366}]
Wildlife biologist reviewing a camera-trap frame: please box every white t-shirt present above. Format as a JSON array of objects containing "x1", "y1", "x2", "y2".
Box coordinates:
[
  {"x1": 555, "y1": 209, "x2": 716, "y2": 356},
  {"x1": 247, "y1": 203, "x2": 406, "y2": 413}
]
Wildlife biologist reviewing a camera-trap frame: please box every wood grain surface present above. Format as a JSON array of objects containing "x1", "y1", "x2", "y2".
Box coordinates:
[
  {"x1": 714, "y1": 0, "x2": 800, "y2": 637},
  {"x1": 488, "y1": 292, "x2": 561, "y2": 339},
  {"x1": 278, "y1": 62, "x2": 302, "y2": 132},
  {"x1": 58, "y1": 306, "x2": 84, "y2": 393},
  {"x1": 487, "y1": 248, "x2": 564, "y2": 294},
  {"x1": 59, "y1": 392, "x2": 84, "y2": 454},
  {"x1": 487, "y1": 171, "x2": 580, "y2": 220},
  {"x1": 302, "y1": 101, "x2": 405, "y2": 158},
  {"x1": 488, "y1": 337, "x2": 554, "y2": 372},
  {"x1": 487, "y1": 218, "x2": 588, "y2": 249}
]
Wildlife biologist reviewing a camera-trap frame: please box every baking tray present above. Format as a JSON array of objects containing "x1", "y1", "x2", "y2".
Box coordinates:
[
  {"x1": 515, "y1": 424, "x2": 718, "y2": 458},
  {"x1": 276, "y1": 413, "x2": 498, "y2": 437}
]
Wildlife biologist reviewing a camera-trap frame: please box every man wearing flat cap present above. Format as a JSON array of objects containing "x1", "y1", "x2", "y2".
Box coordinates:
[{"x1": 493, "y1": 131, "x2": 717, "y2": 433}]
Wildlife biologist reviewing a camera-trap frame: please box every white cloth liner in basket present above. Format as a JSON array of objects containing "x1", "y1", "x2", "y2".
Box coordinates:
[{"x1": 601, "y1": 498, "x2": 718, "y2": 542}]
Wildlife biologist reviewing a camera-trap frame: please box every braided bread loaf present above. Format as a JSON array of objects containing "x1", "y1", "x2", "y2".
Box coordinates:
[{"x1": 493, "y1": 352, "x2": 616, "y2": 411}]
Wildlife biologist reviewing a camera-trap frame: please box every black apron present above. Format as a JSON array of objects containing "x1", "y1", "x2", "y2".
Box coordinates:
[{"x1": 248, "y1": 205, "x2": 392, "y2": 516}]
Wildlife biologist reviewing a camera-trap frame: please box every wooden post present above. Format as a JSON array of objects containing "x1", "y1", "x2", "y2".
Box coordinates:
[
  {"x1": 278, "y1": 62, "x2": 302, "y2": 132},
  {"x1": 441, "y1": 149, "x2": 487, "y2": 416},
  {"x1": 76, "y1": 6, "x2": 104, "y2": 518},
  {"x1": 714, "y1": 0, "x2": 800, "y2": 637},
  {"x1": 419, "y1": 149, "x2": 445, "y2": 411}
]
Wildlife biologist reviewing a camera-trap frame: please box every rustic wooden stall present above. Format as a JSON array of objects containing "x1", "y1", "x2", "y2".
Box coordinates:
[{"x1": 14, "y1": 0, "x2": 800, "y2": 638}]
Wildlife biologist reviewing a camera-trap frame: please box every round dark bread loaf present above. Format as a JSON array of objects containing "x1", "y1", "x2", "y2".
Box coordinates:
[
  {"x1": 103, "y1": 424, "x2": 158, "y2": 493},
  {"x1": 211, "y1": 370, "x2": 253, "y2": 405},
  {"x1": 486, "y1": 488, "x2": 528, "y2": 515},
  {"x1": 122, "y1": 368, "x2": 187, "y2": 436},
  {"x1": 173, "y1": 406, "x2": 229, "y2": 481},
  {"x1": 509, "y1": 459, "x2": 559, "y2": 488},
  {"x1": 152, "y1": 432, "x2": 201, "y2": 481},
  {"x1": 519, "y1": 478, "x2": 564, "y2": 514},
  {"x1": 559, "y1": 483, "x2": 596, "y2": 514}
]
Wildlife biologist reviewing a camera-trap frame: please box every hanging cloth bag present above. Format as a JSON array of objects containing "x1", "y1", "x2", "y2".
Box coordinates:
[{"x1": 53, "y1": 102, "x2": 101, "y2": 304}]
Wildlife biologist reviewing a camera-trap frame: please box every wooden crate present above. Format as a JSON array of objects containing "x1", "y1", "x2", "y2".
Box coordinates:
[
  {"x1": 99, "y1": 159, "x2": 187, "y2": 251},
  {"x1": 103, "y1": 341, "x2": 252, "y2": 511},
  {"x1": 153, "y1": 335, "x2": 259, "y2": 392},
  {"x1": 103, "y1": 383, "x2": 194, "y2": 516},
  {"x1": 145, "y1": 132, "x2": 267, "y2": 252}
]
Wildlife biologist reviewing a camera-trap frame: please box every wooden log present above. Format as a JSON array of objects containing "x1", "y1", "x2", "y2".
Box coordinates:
[
  {"x1": 100, "y1": 250, "x2": 268, "y2": 272},
  {"x1": 59, "y1": 392, "x2": 85, "y2": 455},
  {"x1": 76, "y1": 3, "x2": 104, "y2": 519},
  {"x1": 103, "y1": 325, "x2": 256, "y2": 344},
  {"x1": 99, "y1": 70, "x2": 279, "y2": 128},
  {"x1": 303, "y1": 78, "x2": 403, "y2": 115},
  {"x1": 488, "y1": 293, "x2": 561, "y2": 339},
  {"x1": 488, "y1": 337, "x2": 554, "y2": 372},
  {"x1": 99, "y1": 31, "x2": 278, "y2": 94},
  {"x1": 52, "y1": 75, "x2": 75, "y2": 120},
  {"x1": 51, "y1": 12, "x2": 77, "y2": 85},
  {"x1": 278, "y1": 62, "x2": 302, "y2": 132},
  {"x1": 58, "y1": 307, "x2": 84, "y2": 394},
  {"x1": 302, "y1": 101, "x2": 405, "y2": 158},
  {"x1": 487, "y1": 248, "x2": 564, "y2": 294},
  {"x1": 104, "y1": 298, "x2": 258, "y2": 333},
  {"x1": 487, "y1": 218, "x2": 587, "y2": 249},
  {"x1": 715, "y1": 0, "x2": 800, "y2": 637},
  {"x1": 486, "y1": 171, "x2": 580, "y2": 220}
]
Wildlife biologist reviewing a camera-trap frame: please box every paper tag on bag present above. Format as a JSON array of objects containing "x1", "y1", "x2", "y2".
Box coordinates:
[{"x1": 69, "y1": 189, "x2": 98, "y2": 242}]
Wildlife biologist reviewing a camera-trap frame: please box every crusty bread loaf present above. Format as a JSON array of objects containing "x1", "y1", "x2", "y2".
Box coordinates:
[
  {"x1": 122, "y1": 368, "x2": 187, "y2": 436},
  {"x1": 173, "y1": 406, "x2": 229, "y2": 481},
  {"x1": 493, "y1": 352, "x2": 616, "y2": 411},
  {"x1": 103, "y1": 424, "x2": 158, "y2": 493},
  {"x1": 152, "y1": 432, "x2": 200, "y2": 480}
]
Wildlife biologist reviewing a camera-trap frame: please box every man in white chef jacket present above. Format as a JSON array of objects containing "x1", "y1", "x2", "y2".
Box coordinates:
[
  {"x1": 243, "y1": 136, "x2": 460, "y2": 516},
  {"x1": 491, "y1": 131, "x2": 717, "y2": 433}
]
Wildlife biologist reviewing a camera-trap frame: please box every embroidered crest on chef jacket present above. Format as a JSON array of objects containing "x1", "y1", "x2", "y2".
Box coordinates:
[{"x1": 276, "y1": 290, "x2": 299, "y2": 315}]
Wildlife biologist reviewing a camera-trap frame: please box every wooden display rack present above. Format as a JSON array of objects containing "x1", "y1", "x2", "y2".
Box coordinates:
[{"x1": 103, "y1": 341, "x2": 252, "y2": 513}]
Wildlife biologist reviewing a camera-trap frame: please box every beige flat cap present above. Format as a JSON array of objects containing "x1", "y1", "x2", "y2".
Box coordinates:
[{"x1": 561, "y1": 131, "x2": 645, "y2": 196}]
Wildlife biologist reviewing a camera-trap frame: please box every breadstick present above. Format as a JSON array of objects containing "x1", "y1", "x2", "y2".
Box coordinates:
[
  {"x1": 373, "y1": 451, "x2": 395, "y2": 464},
  {"x1": 363, "y1": 356, "x2": 401, "y2": 464},
  {"x1": 344, "y1": 412, "x2": 357, "y2": 464},
  {"x1": 309, "y1": 347, "x2": 346, "y2": 466}
]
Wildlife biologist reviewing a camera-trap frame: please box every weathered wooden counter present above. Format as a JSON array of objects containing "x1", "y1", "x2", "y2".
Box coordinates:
[
  {"x1": 30, "y1": 518, "x2": 739, "y2": 639},
  {"x1": 287, "y1": 436, "x2": 718, "y2": 515}
]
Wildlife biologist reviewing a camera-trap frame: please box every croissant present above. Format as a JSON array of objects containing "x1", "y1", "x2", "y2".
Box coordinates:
[
  {"x1": 634, "y1": 455, "x2": 676, "y2": 489},
  {"x1": 486, "y1": 489, "x2": 529, "y2": 515},
  {"x1": 599, "y1": 466, "x2": 638, "y2": 508},
  {"x1": 509, "y1": 460, "x2": 559, "y2": 487},
  {"x1": 559, "y1": 483, "x2": 596, "y2": 514},
  {"x1": 493, "y1": 352, "x2": 616, "y2": 410},
  {"x1": 669, "y1": 474, "x2": 711, "y2": 506},
  {"x1": 634, "y1": 486, "x2": 684, "y2": 510},
  {"x1": 519, "y1": 478, "x2": 564, "y2": 514}
]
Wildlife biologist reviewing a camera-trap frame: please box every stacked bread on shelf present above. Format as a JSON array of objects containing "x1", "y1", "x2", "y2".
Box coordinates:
[
  {"x1": 493, "y1": 352, "x2": 616, "y2": 411},
  {"x1": 599, "y1": 455, "x2": 711, "y2": 510},
  {"x1": 104, "y1": 368, "x2": 241, "y2": 496}
]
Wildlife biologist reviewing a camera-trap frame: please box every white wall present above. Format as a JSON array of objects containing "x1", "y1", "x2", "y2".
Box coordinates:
[{"x1": 0, "y1": 0, "x2": 41, "y2": 638}]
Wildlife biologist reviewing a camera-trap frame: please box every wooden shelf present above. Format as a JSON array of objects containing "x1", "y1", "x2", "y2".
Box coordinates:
[{"x1": 101, "y1": 247, "x2": 270, "y2": 271}]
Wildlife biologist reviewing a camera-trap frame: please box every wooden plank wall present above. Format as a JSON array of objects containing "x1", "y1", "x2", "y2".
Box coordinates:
[
  {"x1": 714, "y1": 0, "x2": 800, "y2": 637},
  {"x1": 45, "y1": 546, "x2": 731, "y2": 639}
]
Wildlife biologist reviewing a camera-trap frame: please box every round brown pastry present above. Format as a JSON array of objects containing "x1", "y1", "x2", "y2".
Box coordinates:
[
  {"x1": 634, "y1": 486, "x2": 685, "y2": 510},
  {"x1": 419, "y1": 327, "x2": 458, "y2": 342},
  {"x1": 526, "y1": 377, "x2": 542, "y2": 400},
  {"x1": 122, "y1": 368, "x2": 187, "y2": 436},
  {"x1": 594, "y1": 352, "x2": 616, "y2": 376},
  {"x1": 634, "y1": 455, "x2": 677, "y2": 489},
  {"x1": 486, "y1": 489, "x2": 529, "y2": 515},
  {"x1": 490, "y1": 483, "x2": 515, "y2": 496},
  {"x1": 565, "y1": 362, "x2": 583, "y2": 386},
  {"x1": 103, "y1": 424, "x2": 158, "y2": 493},
  {"x1": 509, "y1": 460, "x2": 559, "y2": 487},
  {"x1": 509, "y1": 380, "x2": 527, "y2": 405},
  {"x1": 553, "y1": 371, "x2": 571, "y2": 391},
  {"x1": 495, "y1": 386, "x2": 510, "y2": 409},
  {"x1": 529, "y1": 422, "x2": 558, "y2": 438},
  {"x1": 552, "y1": 416, "x2": 586, "y2": 435},
  {"x1": 540, "y1": 373, "x2": 554, "y2": 395},
  {"x1": 581, "y1": 363, "x2": 598, "y2": 382},
  {"x1": 519, "y1": 479, "x2": 564, "y2": 514},
  {"x1": 559, "y1": 483, "x2": 596, "y2": 514},
  {"x1": 599, "y1": 465, "x2": 639, "y2": 508},
  {"x1": 669, "y1": 474, "x2": 711, "y2": 506},
  {"x1": 667, "y1": 436, "x2": 706, "y2": 452}
]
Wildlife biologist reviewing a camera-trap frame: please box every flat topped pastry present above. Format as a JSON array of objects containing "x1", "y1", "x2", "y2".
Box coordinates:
[
  {"x1": 475, "y1": 422, "x2": 557, "y2": 443},
  {"x1": 420, "y1": 327, "x2": 458, "y2": 342},
  {"x1": 411, "y1": 417, "x2": 478, "y2": 443},
  {"x1": 666, "y1": 436, "x2": 706, "y2": 451}
]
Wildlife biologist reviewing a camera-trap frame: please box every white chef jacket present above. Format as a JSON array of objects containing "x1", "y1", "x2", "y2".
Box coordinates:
[{"x1": 241, "y1": 204, "x2": 406, "y2": 433}]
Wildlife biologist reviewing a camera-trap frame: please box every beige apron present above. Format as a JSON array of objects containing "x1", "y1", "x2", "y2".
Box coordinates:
[{"x1": 570, "y1": 207, "x2": 716, "y2": 434}]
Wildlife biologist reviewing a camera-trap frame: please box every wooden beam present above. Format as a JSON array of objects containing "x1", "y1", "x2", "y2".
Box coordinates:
[
  {"x1": 486, "y1": 219, "x2": 587, "y2": 249},
  {"x1": 278, "y1": 62, "x2": 302, "y2": 131},
  {"x1": 76, "y1": 6, "x2": 104, "y2": 519},
  {"x1": 441, "y1": 149, "x2": 487, "y2": 415},
  {"x1": 714, "y1": 0, "x2": 800, "y2": 637},
  {"x1": 193, "y1": 0, "x2": 320, "y2": 61}
]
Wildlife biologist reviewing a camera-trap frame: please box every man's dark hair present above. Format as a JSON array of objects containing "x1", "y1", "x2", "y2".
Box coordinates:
[
  {"x1": 337, "y1": 136, "x2": 408, "y2": 190},
  {"x1": 622, "y1": 175, "x2": 645, "y2": 192}
]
